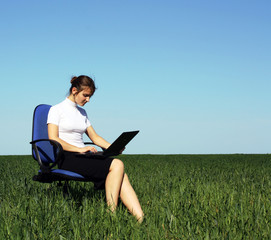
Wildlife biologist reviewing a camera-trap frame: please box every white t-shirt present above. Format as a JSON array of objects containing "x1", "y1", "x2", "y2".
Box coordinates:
[{"x1": 47, "y1": 98, "x2": 91, "y2": 148}]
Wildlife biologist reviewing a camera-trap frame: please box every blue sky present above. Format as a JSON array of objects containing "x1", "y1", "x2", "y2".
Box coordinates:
[{"x1": 0, "y1": 0, "x2": 270, "y2": 155}]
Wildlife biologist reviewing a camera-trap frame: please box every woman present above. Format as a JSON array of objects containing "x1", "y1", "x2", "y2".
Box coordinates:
[{"x1": 47, "y1": 75, "x2": 144, "y2": 222}]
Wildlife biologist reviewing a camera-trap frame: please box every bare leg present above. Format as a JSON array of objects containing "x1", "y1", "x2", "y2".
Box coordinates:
[
  {"x1": 105, "y1": 159, "x2": 144, "y2": 222},
  {"x1": 120, "y1": 173, "x2": 144, "y2": 222},
  {"x1": 105, "y1": 159, "x2": 124, "y2": 212}
]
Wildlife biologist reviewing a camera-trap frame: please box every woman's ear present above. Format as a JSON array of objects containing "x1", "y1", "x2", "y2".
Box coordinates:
[{"x1": 71, "y1": 87, "x2": 78, "y2": 95}]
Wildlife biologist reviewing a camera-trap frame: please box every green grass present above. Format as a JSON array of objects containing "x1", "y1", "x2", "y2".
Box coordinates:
[{"x1": 0, "y1": 154, "x2": 271, "y2": 239}]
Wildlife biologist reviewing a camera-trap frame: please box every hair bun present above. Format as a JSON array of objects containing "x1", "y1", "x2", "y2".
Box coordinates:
[{"x1": 70, "y1": 76, "x2": 77, "y2": 84}]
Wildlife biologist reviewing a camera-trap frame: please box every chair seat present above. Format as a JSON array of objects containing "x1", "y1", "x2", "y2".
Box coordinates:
[
  {"x1": 51, "y1": 169, "x2": 85, "y2": 179},
  {"x1": 35, "y1": 169, "x2": 87, "y2": 182}
]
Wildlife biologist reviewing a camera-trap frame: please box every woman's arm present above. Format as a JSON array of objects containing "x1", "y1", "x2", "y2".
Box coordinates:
[
  {"x1": 85, "y1": 126, "x2": 111, "y2": 150},
  {"x1": 48, "y1": 123, "x2": 97, "y2": 153}
]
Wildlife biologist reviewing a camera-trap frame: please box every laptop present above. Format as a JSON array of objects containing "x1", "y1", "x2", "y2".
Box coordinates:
[{"x1": 77, "y1": 130, "x2": 139, "y2": 159}]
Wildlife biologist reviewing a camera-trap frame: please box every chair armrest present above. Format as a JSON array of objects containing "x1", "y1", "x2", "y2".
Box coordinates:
[{"x1": 30, "y1": 139, "x2": 63, "y2": 173}]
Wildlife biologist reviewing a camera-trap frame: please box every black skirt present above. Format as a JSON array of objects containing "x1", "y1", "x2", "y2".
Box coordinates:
[{"x1": 59, "y1": 151, "x2": 113, "y2": 190}]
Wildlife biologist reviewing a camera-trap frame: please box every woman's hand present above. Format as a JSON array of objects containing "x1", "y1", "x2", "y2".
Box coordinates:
[{"x1": 78, "y1": 146, "x2": 98, "y2": 153}]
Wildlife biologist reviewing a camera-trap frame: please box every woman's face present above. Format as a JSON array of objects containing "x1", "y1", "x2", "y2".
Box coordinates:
[{"x1": 73, "y1": 87, "x2": 92, "y2": 106}]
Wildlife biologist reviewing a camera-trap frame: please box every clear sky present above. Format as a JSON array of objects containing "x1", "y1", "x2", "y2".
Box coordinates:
[{"x1": 0, "y1": 0, "x2": 270, "y2": 155}]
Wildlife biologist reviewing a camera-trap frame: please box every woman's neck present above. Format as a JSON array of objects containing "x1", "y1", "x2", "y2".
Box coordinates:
[{"x1": 68, "y1": 94, "x2": 76, "y2": 103}]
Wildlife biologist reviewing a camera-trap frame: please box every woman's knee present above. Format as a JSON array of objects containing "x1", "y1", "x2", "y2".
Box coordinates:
[{"x1": 110, "y1": 158, "x2": 124, "y2": 173}]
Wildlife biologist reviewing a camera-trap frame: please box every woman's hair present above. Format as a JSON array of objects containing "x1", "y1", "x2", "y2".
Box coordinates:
[{"x1": 69, "y1": 75, "x2": 96, "y2": 96}]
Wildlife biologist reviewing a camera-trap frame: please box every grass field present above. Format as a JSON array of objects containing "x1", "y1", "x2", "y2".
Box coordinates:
[{"x1": 0, "y1": 154, "x2": 271, "y2": 239}]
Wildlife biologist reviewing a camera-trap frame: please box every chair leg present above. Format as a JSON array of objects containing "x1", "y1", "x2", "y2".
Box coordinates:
[
  {"x1": 63, "y1": 181, "x2": 69, "y2": 195},
  {"x1": 57, "y1": 180, "x2": 69, "y2": 195}
]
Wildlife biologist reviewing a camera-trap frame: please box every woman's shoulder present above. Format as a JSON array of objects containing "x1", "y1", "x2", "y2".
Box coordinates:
[{"x1": 49, "y1": 99, "x2": 66, "y2": 113}]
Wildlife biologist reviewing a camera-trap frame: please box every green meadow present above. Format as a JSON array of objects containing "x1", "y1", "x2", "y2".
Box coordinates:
[{"x1": 0, "y1": 154, "x2": 271, "y2": 239}]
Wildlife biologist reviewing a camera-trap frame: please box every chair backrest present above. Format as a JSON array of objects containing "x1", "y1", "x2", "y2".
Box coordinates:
[{"x1": 32, "y1": 104, "x2": 57, "y2": 164}]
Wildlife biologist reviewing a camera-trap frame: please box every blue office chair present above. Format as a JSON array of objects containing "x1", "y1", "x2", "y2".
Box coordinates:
[{"x1": 30, "y1": 104, "x2": 92, "y2": 184}]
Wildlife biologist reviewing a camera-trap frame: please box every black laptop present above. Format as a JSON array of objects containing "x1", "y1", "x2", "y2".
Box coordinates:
[{"x1": 77, "y1": 130, "x2": 139, "y2": 159}]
